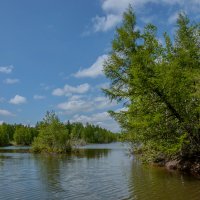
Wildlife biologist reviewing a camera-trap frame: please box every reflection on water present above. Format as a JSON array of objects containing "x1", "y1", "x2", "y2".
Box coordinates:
[
  {"x1": 75, "y1": 148, "x2": 111, "y2": 159},
  {"x1": 127, "y1": 159, "x2": 200, "y2": 200},
  {"x1": 0, "y1": 143, "x2": 200, "y2": 200}
]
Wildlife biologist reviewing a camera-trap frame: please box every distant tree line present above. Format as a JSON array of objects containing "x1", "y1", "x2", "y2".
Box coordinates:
[{"x1": 0, "y1": 111, "x2": 117, "y2": 153}]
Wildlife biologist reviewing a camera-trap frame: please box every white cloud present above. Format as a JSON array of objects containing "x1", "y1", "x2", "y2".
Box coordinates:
[
  {"x1": 4, "y1": 78, "x2": 19, "y2": 84},
  {"x1": 94, "y1": 96, "x2": 117, "y2": 109},
  {"x1": 0, "y1": 65, "x2": 14, "y2": 74},
  {"x1": 57, "y1": 95, "x2": 117, "y2": 113},
  {"x1": 72, "y1": 112, "x2": 109, "y2": 124},
  {"x1": 71, "y1": 111, "x2": 120, "y2": 132},
  {"x1": 168, "y1": 11, "x2": 180, "y2": 24},
  {"x1": 95, "y1": 82, "x2": 110, "y2": 89},
  {"x1": 101, "y1": 0, "x2": 200, "y2": 11},
  {"x1": 33, "y1": 95, "x2": 46, "y2": 100},
  {"x1": 74, "y1": 55, "x2": 108, "y2": 78},
  {"x1": 91, "y1": 0, "x2": 200, "y2": 32},
  {"x1": 91, "y1": 0, "x2": 132, "y2": 32},
  {"x1": 93, "y1": 14, "x2": 121, "y2": 32},
  {"x1": 0, "y1": 109, "x2": 15, "y2": 117},
  {"x1": 58, "y1": 99, "x2": 93, "y2": 113},
  {"x1": 102, "y1": 0, "x2": 134, "y2": 13},
  {"x1": 52, "y1": 83, "x2": 90, "y2": 96},
  {"x1": 9, "y1": 95, "x2": 27, "y2": 105},
  {"x1": 68, "y1": 95, "x2": 83, "y2": 101}
]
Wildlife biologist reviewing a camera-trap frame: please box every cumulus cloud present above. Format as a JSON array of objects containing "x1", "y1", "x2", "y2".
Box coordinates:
[
  {"x1": 33, "y1": 95, "x2": 46, "y2": 100},
  {"x1": 91, "y1": 0, "x2": 133, "y2": 32},
  {"x1": 58, "y1": 99, "x2": 93, "y2": 113},
  {"x1": 52, "y1": 83, "x2": 90, "y2": 96},
  {"x1": 102, "y1": 0, "x2": 134, "y2": 13},
  {"x1": 0, "y1": 109, "x2": 15, "y2": 117},
  {"x1": 9, "y1": 95, "x2": 27, "y2": 105},
  {"x1": 0, "y1": 65, "x2": 14, "y2": 74},
  {"x1": 4, "y1": 78, "x2": 19, "y2": 84},
  {"x1": 101, "y1": 0, "x2": 200, "y2": 11},
  {"x1": 57, "y1": 95, "x2": 117, "y2": 113},
  {"x1": 74, "y1": 55, "x2": 108, "y2": 78},
  {"x1": 93, "y1": 14, "x2": 121, "y2": 32},
  {"x1": 72, "y1": 111, "x2": 120, "y2": 132},
  {"x1": 91, "y1": 0, "x2": 200, "y2": 32},
  {"x1": 168, "y1": 11, "x2": 180, "y2": 24},
  {"x1": 72, "y1": 112, "x2": 110, "y2": 124}
]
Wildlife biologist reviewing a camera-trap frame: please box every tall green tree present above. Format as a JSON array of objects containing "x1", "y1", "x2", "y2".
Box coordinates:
[{"x1": 103, "y1": 7, "x2": 200, "y2": 160}]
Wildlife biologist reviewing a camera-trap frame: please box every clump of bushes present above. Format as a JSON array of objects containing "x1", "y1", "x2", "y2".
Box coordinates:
[{"x1": 31, "y1": 111, "x2": 71, "y2": 153}]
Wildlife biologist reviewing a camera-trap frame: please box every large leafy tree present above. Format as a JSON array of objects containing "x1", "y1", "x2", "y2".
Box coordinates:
[{"x1": 103, "y1": 7, "x2": 200, "y2": 159}]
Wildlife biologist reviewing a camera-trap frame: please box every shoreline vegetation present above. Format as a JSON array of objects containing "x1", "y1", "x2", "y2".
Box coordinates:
[
  {"x1": 103, "y1": 6, "x2": 200, "y2": 178},
  {"x1": 0, "y1": 111, "x2": 118, "y2": 153}
]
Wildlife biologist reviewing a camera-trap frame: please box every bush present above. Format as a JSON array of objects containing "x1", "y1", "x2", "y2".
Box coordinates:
[{"x1": 32, "y1": 111, "x2": 71, "y2": 153}]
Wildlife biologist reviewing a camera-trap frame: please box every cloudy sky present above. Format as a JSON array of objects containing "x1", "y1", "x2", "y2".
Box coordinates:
[{"x1": 0, "y1": 0, "x2": 199, "y2": 131}]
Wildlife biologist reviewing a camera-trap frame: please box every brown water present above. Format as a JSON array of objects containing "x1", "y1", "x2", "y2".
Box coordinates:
[{"x1": 0, "y1": 143, "x2": 199, "y2": 200}]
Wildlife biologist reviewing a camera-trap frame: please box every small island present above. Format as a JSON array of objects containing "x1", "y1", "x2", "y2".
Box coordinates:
[{"x1": 0, "y1": 111, "x2": 118, "y2": 153}]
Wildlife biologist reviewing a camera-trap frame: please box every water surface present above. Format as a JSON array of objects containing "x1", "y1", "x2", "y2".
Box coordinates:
[{"x1": 0, "y1": 143, "x2": 199, "y2": 200}]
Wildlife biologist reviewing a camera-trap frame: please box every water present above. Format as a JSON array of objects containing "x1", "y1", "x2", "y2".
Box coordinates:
[{"x1": 0, "y1": 143, "x2": 199, "y2": 200}]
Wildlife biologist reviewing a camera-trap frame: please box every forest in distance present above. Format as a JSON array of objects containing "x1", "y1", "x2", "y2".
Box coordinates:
[{"x1": 0, "y1": 111, "x2": 118, "y2": 153}]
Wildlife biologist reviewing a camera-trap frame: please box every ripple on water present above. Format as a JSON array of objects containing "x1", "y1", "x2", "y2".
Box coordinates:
[{"x1": 0, "y1": 143, "x2": 200, "y2": 200}]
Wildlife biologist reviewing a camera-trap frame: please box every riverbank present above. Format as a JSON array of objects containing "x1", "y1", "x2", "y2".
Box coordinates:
[
  {"x1": 166, "y1": 158, "x2": 200, "y2": 178},
  {"x1": 153, "y1": 156, "x2": 200, "y2": 179}
]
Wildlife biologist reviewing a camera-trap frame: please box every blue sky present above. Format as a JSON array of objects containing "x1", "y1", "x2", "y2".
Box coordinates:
[{"x1": 0, "y1": 0, "x2": 199, "y2": 132}]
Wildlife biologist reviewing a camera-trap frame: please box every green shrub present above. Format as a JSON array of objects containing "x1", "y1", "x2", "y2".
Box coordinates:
[{"x1": 32, "y1": 111, "x2": 71, "y2": 153}]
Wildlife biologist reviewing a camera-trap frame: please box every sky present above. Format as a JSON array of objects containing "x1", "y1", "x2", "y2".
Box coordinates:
[{"x1": 0, "y1": 0, "x2": 199, "y2": 132}]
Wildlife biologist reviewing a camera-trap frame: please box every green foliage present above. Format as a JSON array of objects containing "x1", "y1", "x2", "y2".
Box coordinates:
[
  {"x1": 32, "y1": 111, "x2": 71, "y2": 153},
  {"x1": 0, "y1": 112, "x2": 117, "y2": 149},
  {"x1": 13, "y1": 125, "x2": 37, "y2": 145},
  {"x1": 1, "y1": 123, "x2": 15, "y2": 141},
  {"x1": 69, "y1": 122, "x2": 117, "y2": 144},
  {"x1": 0, "y1": 123, "x2": 15, "y2": 146},
  {"x1": 0, "y1": 126, "x2": 9, "y2": 146},
  {"x1": 103, "y1": 7, "x2": 200, "y2": 160}
]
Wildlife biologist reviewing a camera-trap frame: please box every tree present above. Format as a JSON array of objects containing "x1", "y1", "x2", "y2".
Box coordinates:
[
  {"x1": 32, "y1": 111, "x2": 71, "y2": 153},
  {"x1": 0, "y1": 126, "x2": 9, "y2": 146},
  {"x1": 13, "y1": 126, "x2": 33, "y2": 145},
  {"x1": 0, "y1": 123, "x2": 15, "y2": 142},
  {"x1": 103, "y1": 7, "x2": 200, "y2": 160}
]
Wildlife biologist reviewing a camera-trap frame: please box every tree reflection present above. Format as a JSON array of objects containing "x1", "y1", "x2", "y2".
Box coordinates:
[
  {"x1": 127, "y1": 158, "x2": 200, "y2": 200},
  {"x1": 33, "y1": 148, "x2": 111, "y2": 199},
  {"x1": 74, "y1": 149, "x2": 110, "y2": 159}
]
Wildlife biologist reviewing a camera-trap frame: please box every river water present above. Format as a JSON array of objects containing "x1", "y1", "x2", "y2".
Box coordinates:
[{"x1": 0, "y1": 143, "x2": 199, "y2": 200}]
